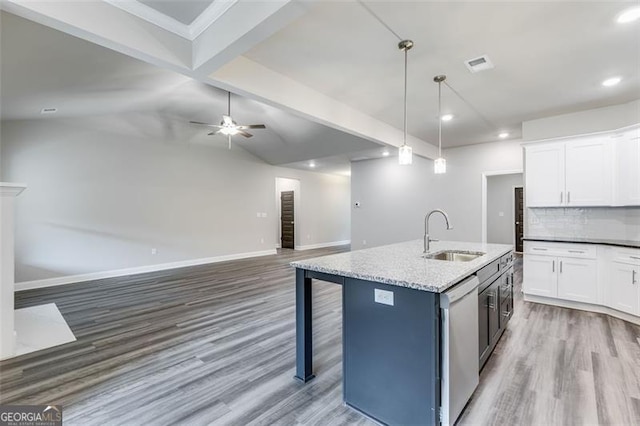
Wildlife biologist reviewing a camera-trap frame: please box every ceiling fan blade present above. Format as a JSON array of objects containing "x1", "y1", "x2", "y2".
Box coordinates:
[
  {"x1": 222, "y1": 115, "x2": 234, "y2": 126},
  {"x1": 237, "y1": 130, "x2": 253, "y2": 138},
  {"x1": 191, "y1": 121, "x2": 223, "y2": 128},
  {"x1": 236, "y1": 124, "x2": 266, "y2": 130}
]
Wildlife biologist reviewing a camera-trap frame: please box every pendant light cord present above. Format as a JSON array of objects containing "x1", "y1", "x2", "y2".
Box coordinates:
[
  {"x1": 438, "y1": 81, "x2": 442, "y2": 157},
  {"x1": 403, "y1": 48, "x2": 408, "y2": 146},
  {"x1": 357, "y1": 0, "x2": 403, "y2": 41},
  {"x1": 443, "y1": 81, "x2": 498, "y2": 131}
]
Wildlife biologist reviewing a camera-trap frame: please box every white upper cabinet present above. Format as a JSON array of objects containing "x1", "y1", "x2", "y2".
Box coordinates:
[
  {"x1": 524, "y1": 126, "x2": 640, "y2": 207},
  {"x1": 564, "y1": 137, "x2": 612, "y2": 206},
  {"x1": 525, "y1": 144, "x2": 565, "y2": 207},
  {"x1": 614, "y1": 128, "x2": 640, "y2": 206}
]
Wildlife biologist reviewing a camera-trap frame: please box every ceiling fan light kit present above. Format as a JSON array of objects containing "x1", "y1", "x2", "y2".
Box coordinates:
[{"x1": 190, "y1": 91, "x2": 266, "y2": 149}]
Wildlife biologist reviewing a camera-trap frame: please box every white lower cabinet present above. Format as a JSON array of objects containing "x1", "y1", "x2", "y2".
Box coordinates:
[
  {"x1": 524, "y1": 241, "x2": 640, "y2": 323},
  {"x1": 523, "y1": 254, "x2": 557, "y2": 297},
  {"x1": 557, "y1": 257, "x2": 598, "y2": 303},
  {"x1": 608, "y1": 261, "x2": 639, "y2": 316},
  {"x1": 523, "y1": 252, "x2": 597, "y2": 303}
]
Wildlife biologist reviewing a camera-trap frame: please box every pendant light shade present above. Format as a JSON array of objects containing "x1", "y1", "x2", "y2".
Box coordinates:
[
  {"x1": 399, "y1": 144, "x2": 413, "y2": 165},
  {"x1": 434, "y1": 75, "x2": 447, "y2": 174},
  {"x1": 398, "y1": 40, "x2": 413, "y2": 165}
]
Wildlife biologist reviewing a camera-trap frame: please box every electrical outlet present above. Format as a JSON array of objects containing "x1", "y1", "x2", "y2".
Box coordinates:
[
  {"x1": 362, "y1": 240, "x2": 367, "y2": 245},
  {"x1": 260, "y1": 238, "x2": 264, "y2": 244},
  {"x1": 151, "y1": 248, "x2": 157, "y2": 255},
  {"x1": 307, "y1": 234, "x2": 311, "y2": 240},
  {"x1": 499, "y1": 211, "x2": 504, "y2": 217},
  {"x1": 256, "y1": 212, "x2": 261, "y2": 218},
  {"x1": 374, "y1": 289, "x2": 394, "y2": 306},
  {"x1": 262, "y1": 212, "x2": 267, "y2": 218}
]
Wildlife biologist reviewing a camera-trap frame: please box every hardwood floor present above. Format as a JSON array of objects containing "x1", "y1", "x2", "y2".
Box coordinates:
[{"x1": 1, "y1": 248, "x2": 639, "y2": 425}]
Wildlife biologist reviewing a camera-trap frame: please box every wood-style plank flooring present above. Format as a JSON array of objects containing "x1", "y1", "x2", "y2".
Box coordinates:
[{"x1": 1, "y1": 247, "x2": 639, "y2": 425}]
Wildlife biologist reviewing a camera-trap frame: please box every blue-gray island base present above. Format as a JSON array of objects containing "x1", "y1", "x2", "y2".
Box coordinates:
[{"x1": 291, "y1": 240, "x2": 513, "y2": 425}]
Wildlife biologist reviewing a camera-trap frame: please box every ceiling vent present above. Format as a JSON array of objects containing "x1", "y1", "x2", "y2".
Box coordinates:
[
  {"x1": 40, "y1": 108, "x2": 58, "y2": 114},
  {"x1": 464, "y1": 55, "x2": 494, "y2": 73}
]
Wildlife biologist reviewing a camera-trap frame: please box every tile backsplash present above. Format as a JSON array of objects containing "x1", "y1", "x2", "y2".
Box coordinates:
[{"x1": 526, "y1": 207, "x2": 640, "y2": 241}]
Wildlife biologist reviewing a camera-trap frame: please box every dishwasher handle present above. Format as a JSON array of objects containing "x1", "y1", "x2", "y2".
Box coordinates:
[{"x1": 441, "y1": 276, "x2": 480, "y2": 308}]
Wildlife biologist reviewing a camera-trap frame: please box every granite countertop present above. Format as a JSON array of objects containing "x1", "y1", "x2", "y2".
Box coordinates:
[
  {"x1": 524, "y1": 236, "x2": 640, "y2": 249},
  {"x1": 290, "y1": 240, "x2": 513, "y2": 293}
]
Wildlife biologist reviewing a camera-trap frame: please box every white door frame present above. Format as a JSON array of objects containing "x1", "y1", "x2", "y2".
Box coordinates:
[{"x1": 481, "y1": 169, "x2": 523, "y2": 244}]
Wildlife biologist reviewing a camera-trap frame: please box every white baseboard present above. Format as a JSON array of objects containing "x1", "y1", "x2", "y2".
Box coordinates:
[
  {"x1": 295, "y1": 240, "x2": 351, "y2": 251},
  {"x1": 15, "y1": 249, "x2": 277, "y2": 291},
  {"x1": 523, "y1": 293, "x2": 640, "y2": 326}
]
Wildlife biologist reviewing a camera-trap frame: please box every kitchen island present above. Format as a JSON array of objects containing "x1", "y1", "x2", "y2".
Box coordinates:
[{"x1": 291, "y1": 240, "x2": 513, "y2": 425}]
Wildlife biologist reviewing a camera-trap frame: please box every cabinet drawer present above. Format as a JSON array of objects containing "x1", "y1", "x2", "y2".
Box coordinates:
[
  {"x1": 612, "y1": 248, "x2": 640, "y2": 265},
  {"x1": 524, "y1": 241, "x2": 596, "y2": 259},
  {"x1": 477, "y1": 259, "x2": 500, "y2": 288}
]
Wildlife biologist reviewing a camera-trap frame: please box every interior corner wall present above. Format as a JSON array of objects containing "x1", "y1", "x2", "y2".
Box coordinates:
[{"x1": 0, "y1": 115, "x2": 350, "y2": 284}]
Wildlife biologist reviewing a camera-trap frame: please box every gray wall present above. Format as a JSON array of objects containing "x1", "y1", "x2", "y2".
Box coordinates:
[
  {"x1": 1, "y1": 115, "x2": 350, "y2": 283},
  {"x1": 351, "y1": 139, "x2": 524, "y2": 249},
  {"x1": 523, "y1": 100, "x2": 640, "y2": 240},
  {"x1": 351, "y1": 155, "x2": 437, "y2": 250},
  {"x1": 486, "y1": 174, "x2": 523, "y2": 245}
]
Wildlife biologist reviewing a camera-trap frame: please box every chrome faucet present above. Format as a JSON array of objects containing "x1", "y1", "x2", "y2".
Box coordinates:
[{"x1": 424, "y1": 209, "x2": 453, "y2": 253}]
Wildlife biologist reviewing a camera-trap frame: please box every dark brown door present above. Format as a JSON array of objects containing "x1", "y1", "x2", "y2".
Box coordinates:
[
  {"x1": 280, "y1": 191, "x2": 295, "y2": 249},
  {"x1": 514, "y1": 187, "x2": 524, "y2": 252}
]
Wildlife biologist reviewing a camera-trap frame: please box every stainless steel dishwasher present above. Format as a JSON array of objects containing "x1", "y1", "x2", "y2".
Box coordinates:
[{"x1": 440, "y1": 275, "x2": 480, "y2": 426}]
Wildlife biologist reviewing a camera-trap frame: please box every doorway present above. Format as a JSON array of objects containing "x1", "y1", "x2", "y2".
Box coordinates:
[
  {"x1": 514, "y1": 187, "x2": 524, "y2": 253},
  {"x1": 280, "y1": 190, "x2": 295, "y2": 249},
  {"x1": 484, "y1": 172, "x2": 523, "y2": 246},
  {"x1": 275, "y1": 177, "x2": 300, "y2": 250}
]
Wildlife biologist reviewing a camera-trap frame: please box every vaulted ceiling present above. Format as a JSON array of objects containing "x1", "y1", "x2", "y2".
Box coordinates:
[{"x1": 1, "y1": 0, "x2": 639, "y2": 174}]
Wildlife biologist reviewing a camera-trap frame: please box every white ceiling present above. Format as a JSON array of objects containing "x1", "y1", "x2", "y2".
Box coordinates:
[
  {"x1": 0, "y1": 12, "x2": 382, "y2": 176},
  {"x1": 1, "y1": 0, "x2": 639, "y2": 173},
  {"x1": 244, "y1": 1, "x2": 640, "y2": 147}
]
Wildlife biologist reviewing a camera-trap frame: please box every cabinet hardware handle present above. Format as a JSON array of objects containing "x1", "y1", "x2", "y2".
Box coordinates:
[
  {"x1": 560, "y1": 192, "x2": 563, "y2": 203},
  {"x1": 533, "y1": 248, "x2": 547, "y2": 251},
  {"x1": 552, "y1": 260, "x2": 555, "y2": 272},
  {"x1": 487, "y1": 292, "x2": 497, "y2": 310},
  {"x1": 560, "y1": 260, "x2": 563, "y2": 273},
  {"x1": 567, "y1": 192, "x2": 571, "y2": 204},
  {"x1": 633, "y1": 270, "x2": 637, "y2": 285},
  {"x1": 502, "y1": 310, "x2": 511, "y2": 317},
  {"x1": 568, "y1": 250, "x2": 584, "y2": 253},
  {"x1": 630, "y1": 256, "x2": 640, "y2": 261}
]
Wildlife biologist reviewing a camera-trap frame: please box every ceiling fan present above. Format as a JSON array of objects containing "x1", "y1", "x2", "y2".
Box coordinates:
[{"x1": 190, "y1": 91, "x2": 266, "y2": 149}]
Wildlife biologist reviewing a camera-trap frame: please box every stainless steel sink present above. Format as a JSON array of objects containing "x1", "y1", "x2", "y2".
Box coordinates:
[{"x1": 423, "y1": 250, "x2": 485, "y2": 262}]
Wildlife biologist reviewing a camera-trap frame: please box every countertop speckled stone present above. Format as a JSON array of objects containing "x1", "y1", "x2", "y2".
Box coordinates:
[{"x1": 291, "y1": 240, "x2": 513, "y2": 293}]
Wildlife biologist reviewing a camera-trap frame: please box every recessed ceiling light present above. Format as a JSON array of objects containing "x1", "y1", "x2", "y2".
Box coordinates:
[
  {"x1": 617, "y1": 6, "x2": 640, "y2": 23},
  {"x1": 499, "y1": 132, "x2": 509, "y2": 139},
  {"x1": 441, "y1": 114, "x2": 454, "y2": 122},
  {"x1": 308, "y1": 161, "x2": 316, "y2": 168},
  {"x1": 40, "y1": 107, "x2": 57, "y2": 114},
  {"x1": 602, "y1": 77, "x2": 621, "y2": 87},
  {"x1": 382, "y1": 150, "x2": 390, "y2": 157}
]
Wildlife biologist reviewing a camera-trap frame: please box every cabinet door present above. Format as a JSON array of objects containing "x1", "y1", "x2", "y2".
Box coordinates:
[
  {"x1": 523, "y1": 254, "x2": 557, "y2": 297},
  {"x1": 608, "y1": 262, "x2": 639, "y2": 315},
  {"x1": 557, "y1": 257, "x2": 598, "y2": 304},
  {"x1": 478, "y1": 289, "x2": 490, "y2": 361},
  {"x1": 488, "y1": 281, "x2": 501, "y2": 344},
  {"x1": 565, "y1": 137, "x2": 612, "y2": 206},
  {"x1": 615, "y1": 129, "x2": 640, "y2": 206},
  {"x1": 525, "y1": 144, "x2": 565, "y2": 207}
]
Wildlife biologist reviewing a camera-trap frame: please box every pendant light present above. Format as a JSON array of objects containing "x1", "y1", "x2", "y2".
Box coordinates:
[
  {"x1": 433, "y1": 75, "x2": 447, "y2": 174},
  {"x1": 398, "y1": 39, "x2": 413, "y2": 165}
]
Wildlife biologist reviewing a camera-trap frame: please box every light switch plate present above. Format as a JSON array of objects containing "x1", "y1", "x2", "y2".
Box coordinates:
[{"x1": 374, "y1": 289, "x2": 394, "y2": 306}]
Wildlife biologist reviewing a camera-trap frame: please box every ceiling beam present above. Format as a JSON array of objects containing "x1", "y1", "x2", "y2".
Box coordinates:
[
  {"x1": 1, "y1": 0, "x2": 193, "y2": 75},
  {"x1": 192, "y1": 0, "x2": 310, "y2": 77},
  {"x1": 209, "y1": 56, "x2": 439, "y2": 160}
]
